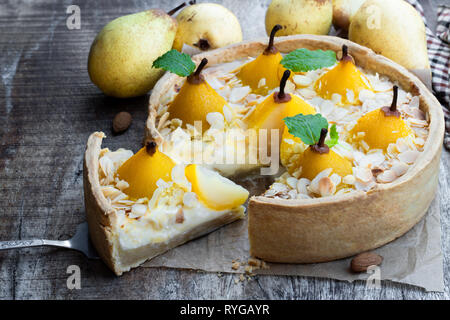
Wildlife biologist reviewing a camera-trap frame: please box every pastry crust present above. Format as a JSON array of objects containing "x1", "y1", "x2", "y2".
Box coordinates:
[
  {"x1": 83, "y1": 132, "x2": 244, "y2": 275},
  {"x1": 147, "y1": 35, "x2": 445, "y2": 263}
]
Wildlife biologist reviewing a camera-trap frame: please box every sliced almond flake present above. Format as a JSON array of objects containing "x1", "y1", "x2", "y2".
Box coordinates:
[
  {"x1": 346, "y1": 89, "x2": 355, "y2": 104},
  {"x1": 331, "y1": 93, "x2": 342, "y2": 105},
  {"x1": 229, "y1": 86, "x2": 251, "y2": 103},
  {"x1": 354, "y1": 179, "x2": 376, "y2": 191},
  {"x1": 309, "y1": 168, "x2": 332, "y2": 194},
  {"x1": 318, "y1": 177, "x2": 336, "y2": 197},
  {"x1": 129, "y1": 203, "x2": 147, "y2": 218},
  {"x1": 292, "y1": 168, "x2": 302, "y2": 179},
  {"x1": 414, "y1": 137, "x2": 425, "y2": 146},
  {"x1": 293, "y1": 74, "x2": 312, "y2": 87},
  {"x1": 354, "y1": 167, "x2": 373, "y2": 183},
  {"x1": 111, "y1": 192, "x2": 128, "y2": 203},
  {"x1": 223, "y1": 105, "x2": 233, "y2": 123},
  {"x1": 377, "y1": 169, "x2": 397, "y2": 183},
  {"x1": 287, "y1": 189, "x2": 298, "y2": 199},
  {"x1": 391, "y1": 160, "x2": 409, "y2": 176},
  {"x1": 116, "y1": 180, "x2": 129, "y2": 191},
  {"x1": 298, "y1": 88, "x2": 317, "y2": 99},
  {"x1": 359, "y1": 89, "x2": 375, "y2": 102},
  {"x1": 398, "y1": 150, "x2": 420, "y2": 164},
  {"x1": 206, "y1": 112, "x2": 225, "y2": 130},
  {"x1": 286, "y1": 177, "x2": 298, "y2": 189},
  {"x1": 407, "y1": 118, "x2": 428, "y2": 128},
  {"x1": 343, "y1": 175, "x2": 355, "y2": 185},
  {"x1": 330, "y1": 173, "x2": 342, "y2": 186},
  {"x1": 296, "y1": 178, "x2": 310, "y2": 194},
  {"x1": 296, "y1": 193, "x2": 311, "y2": 200},
  {"x1": 320, "y1": 100, "x2": 334, "y2": 117},
  {"x1": 285, "y1": 80, "x2": 296, "y2": 93},
  {"x1": 257, "y1": 78, "x2": 266, "y2": 88},
  {"x1": 271, "y1": 182, "x2": 289, "y2": 194}
]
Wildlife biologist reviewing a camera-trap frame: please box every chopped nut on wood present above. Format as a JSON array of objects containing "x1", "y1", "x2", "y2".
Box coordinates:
[
  {"x1": 350, "y1": 252, "x2": 383, "y2": 273},
  {"x1": 231, "y1": 262, "x2": 240, "y2": 270},
  {"x1": 112, "y1": 111, "x2": 132, "y2": 134}
]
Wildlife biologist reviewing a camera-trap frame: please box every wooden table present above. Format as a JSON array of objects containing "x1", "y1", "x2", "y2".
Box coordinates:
[{"x1": 0, "y1": 0, "x2": 448, "y2": 299}]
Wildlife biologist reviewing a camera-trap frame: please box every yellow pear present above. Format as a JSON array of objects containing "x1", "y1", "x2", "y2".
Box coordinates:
[
  {"x1": 265, "y1": 0, "x2": 332, "y2": 36},
  {"x1": 88, "y1": 8, "x2": 179, "y2": 98},
  {"x1": 117, "y1": 141, "x2": 175, "y2": 199},
  {"x1": 295, "y1": 128, "x2": 353, "y2": 180},
  {"x1": 185, "y1": 164, "x2": 249, "y2": 211},
  {"x1": 314, "y1": 45, "x2": 373, "y2": 105},
  {"x1": 245, "y1": 70, "x2": 316, "y2": 150},
  {"x1": 173, "y1": 3, "x2": 243, "y2": 51},
  {"x1": 237, "y1": 25, "x2": 283, "y2": 95},
  {"x1": 169, "y1": 58, "x2": 227, "y2": 129},
  {"x1": 351, "y1": 85, "x2": 413, "y2": 151},
  {"x1": 349, "y1": 0, "x2": 430, "y2": 70},
  {"x1": 332, "y1": 0, "x2": 367, "y2": 31}
]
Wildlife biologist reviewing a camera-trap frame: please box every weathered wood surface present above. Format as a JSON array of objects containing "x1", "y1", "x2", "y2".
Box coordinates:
[{"x1": 0, "y1": 0, "x2": 448, "y2": 299}]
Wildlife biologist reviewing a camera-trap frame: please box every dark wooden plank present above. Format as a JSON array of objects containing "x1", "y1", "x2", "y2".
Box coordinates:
[{"x1": 0, "y1": 0, "x2": 448, "y2": 299}]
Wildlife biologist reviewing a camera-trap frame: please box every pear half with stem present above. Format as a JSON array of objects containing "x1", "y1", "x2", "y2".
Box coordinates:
[
  {"x1": 245, "y1": 70, "x2": 316, "y2": 151},
  {"x1": 169, "y1": 58, "x2": 227, "y2": 129},
  {"x1": 351, "y1": 85, "x2": 413, "y2": 151},
  {"x1": 237, "y1": 24, "x2": 283, "y2": 95},
  {"x1": 296, "y1": 128, "x2": 352, "y2": 180},
  {"x1": 314, "y1": 45, "x2": 373, "y2": 105},
  {"x1": 117, "y1": 141, "x2": 175, "y2": 200}
]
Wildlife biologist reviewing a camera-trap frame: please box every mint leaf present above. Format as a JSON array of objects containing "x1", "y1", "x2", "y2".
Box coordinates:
[
  {"x1": 283, "y1": 114, "x2": 328, "y2": 146},
  {"x1": 281, "y1": 48, "x2": 336, "y2": 72},
  {"x1": 152, "y1": 49, "x2": 196, "y2": 77},
  {"x1": 325, "y1": 124, "x2": 339, "y2": 148}
]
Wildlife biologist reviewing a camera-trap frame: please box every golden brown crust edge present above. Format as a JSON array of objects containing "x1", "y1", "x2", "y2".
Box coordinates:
[
  {"x1": 83, "y1": 132, "x2": 123, "y2": 275},
  {"x1": 147, "y1": 35, "x2": 445, "y2": 263}
]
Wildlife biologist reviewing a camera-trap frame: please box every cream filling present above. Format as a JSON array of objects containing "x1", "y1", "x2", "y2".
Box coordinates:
[{"x1": 98, "y1": 149, "x2": 245, "y2": 251}]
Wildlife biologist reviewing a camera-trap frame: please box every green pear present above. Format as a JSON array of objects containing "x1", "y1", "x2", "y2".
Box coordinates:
[
  {"x1": 265, "y1": 0, "x2": 332, "y2": 36},
  {"x1": 88, "y1": 10, "x2": 177, "y2": 98},
  {"x1": 349, "y1": 0, "x2": 430, "y2": 70}
]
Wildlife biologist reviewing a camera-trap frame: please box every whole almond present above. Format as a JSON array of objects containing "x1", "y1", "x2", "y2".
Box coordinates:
[
  {"x1": 350, "y1": 252, "x2": 383, "y2": 273},
  {"x1": 112, "y1": 111, "x2": 132, "y2": 133}
]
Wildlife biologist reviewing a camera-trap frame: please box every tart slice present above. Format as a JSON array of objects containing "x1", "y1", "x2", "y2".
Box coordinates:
[{"x1": 84, "y1": 132, "x2": 248, "y2": 275}]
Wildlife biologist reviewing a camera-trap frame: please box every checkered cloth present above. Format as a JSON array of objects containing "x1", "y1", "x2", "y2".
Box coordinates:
[{"x1": 407, "y1": 0, "x2": 450, "y2": 149}]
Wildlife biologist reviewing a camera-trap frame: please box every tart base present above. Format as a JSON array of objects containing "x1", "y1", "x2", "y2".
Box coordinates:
[{"x1": 83, "y1": 132, "x2": 244, "y2": 275}]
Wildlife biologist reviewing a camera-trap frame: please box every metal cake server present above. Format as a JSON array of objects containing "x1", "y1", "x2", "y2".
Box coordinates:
[{"x1": 0, "y1": 222, "x2": 99, "y2": 259}]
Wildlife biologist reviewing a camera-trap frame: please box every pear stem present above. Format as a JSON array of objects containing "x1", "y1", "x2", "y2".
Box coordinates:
[
  {"x1": 167, "y1": 2, "x2": 188, "y2": 16},
  {"x1": 274, "y1": 70, "x2": 292, "y2": 103},
  {"x1": 318, "y1": 128, "x2": 327, "y2": 147},
  {"x1": 342, "y1": 45, "x2": 348, "y2": 59},
  {"x1": 188, "y1": 58, "x2": 208, "y2": 84},
  {"x1": 279, "y1": 70, "x2": 290, "y2": 98},
  {"x1": 194, "y1": 58, "x2": 208, "y2": 77},
  {"x1": 390, "y1": 85, "x2": 398, "y2": 112},
  {"x1": 341, "y1": 44, "x2": 353, "y2": 63},
  {"x1": 264, "y1": 24, "x2": 282, "y2": 55},
  {"x1": 311, "y1": 128, "x2": 330, "y2": 154},
  {"x1": 146, "y1": 141, "x2": 157, "y2": 156},
  {"x1": 381, "y1": 85, "x2": 400, "y2": 117}
]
